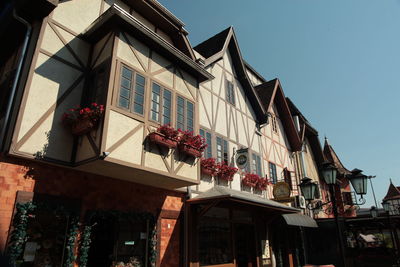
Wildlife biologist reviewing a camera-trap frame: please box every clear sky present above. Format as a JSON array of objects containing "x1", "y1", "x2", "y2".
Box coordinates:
[{"x1": 160, "y1": 0, "x2": 400, "y2": 208}]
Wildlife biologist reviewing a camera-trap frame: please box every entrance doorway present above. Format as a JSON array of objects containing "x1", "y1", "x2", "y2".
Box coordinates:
[{"x1": 234, "y1": 224, "x2": 257, "y2": 267}]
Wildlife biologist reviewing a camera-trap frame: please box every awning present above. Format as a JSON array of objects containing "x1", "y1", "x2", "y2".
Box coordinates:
[
  {"x1": 282, "y1": 213, "x2": 318, "y2": 228},
  {"x1": 188, "y1": 186, "x2": 300, "y2": 213}
]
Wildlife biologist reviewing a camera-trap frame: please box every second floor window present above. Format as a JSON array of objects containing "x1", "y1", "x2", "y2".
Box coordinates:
[
  {"x1": 216, "y1": 136, "x2": 229, "y2": 163},
  {"x1": 118, "y1": 66, "x2": 145, "y2": 115},
  {"x1": 226, "y1": 80, "x2": 235, "y2": 105},
  {"x1": 150, "y1": 83, "x2": 172, "y2": 125},
  {"x1": 252, "y1": 153, "x2": 262, "y2": 177},
  {"x1": 177, "y1": 96, "x2": 194, "y2": 131},
  {"x1": 200, "y1": 129, "x2": 212, "y2": 158},
  {"x1": 269, "y1": 162, "x2": 277, "y2": 184}
]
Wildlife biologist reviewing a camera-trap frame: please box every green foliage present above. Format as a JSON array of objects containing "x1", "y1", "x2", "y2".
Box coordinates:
[
  {"x1": 64, "y1": 216, "x2": 79, "y2": 267},
  {"x1": 7, "y1": 202, "x2": 36, "y2": 265}
]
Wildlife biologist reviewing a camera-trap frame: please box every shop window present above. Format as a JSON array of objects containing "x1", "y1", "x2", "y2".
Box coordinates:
[
  {"x1": 118, "y1": 65, "x2": 146, "y2": 115},
  {"x1": 226, "y1": 80, "x2": 235, "y2": 105},
  {"x1": 150, "y1": 82, "x2": 172, "y2": 125},
  {"x1": 198, "y1": 220, "x2": 232, "y2": 266},
  {"x1": 88, "y1": 216, "x2": 150, "y2": 267},
  {"x1": 216, "y1": 136, "x2": 228, "y2": 163},
  {"x1": 200, "y1": 128, "x2": 212, "y2": 158},
  {"x1": 176, "y1": 95, "x2": 194, "y2": 131},
  {"x1": 269, "y1": 162, "x2": 277, "y2": 184}
]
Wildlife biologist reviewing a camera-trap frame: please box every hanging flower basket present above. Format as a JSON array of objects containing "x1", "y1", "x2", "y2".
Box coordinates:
[
  {"x1": 148, "y1": 132, "x2": 178, "y2": 149},
  {"x1": 62, "y1": 103, "x2": 104, "y2": 136},
  {"x1": 71, "y1": 116, "x2": 94, "y2": 136}
]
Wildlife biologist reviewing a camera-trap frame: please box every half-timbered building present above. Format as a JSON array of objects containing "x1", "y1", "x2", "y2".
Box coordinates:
[
  {"x1": 185, "y1": 27, "x2": 317, "y2": 267},
  {"x1": 0, "y1": 0, "x2": 212, "y2": 266}
]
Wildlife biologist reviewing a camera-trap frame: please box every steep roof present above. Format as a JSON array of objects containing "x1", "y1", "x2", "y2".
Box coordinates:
[
  {"x1": 194, "y1": 27, "x2": 231, "y2": 59},
  {"x1": 254, "y1": 79, "x2": 302, "y2": 151},
  {"x1": 383, "y1": 182, "x2": 400, "y2": 201},
  {"x1": 193, "y1": 27, "x2": 267, "y2": 123},
  {"x1": 286, "y1": 97, "x2": 324, "y2": 166},
  {"x1": 323, "y1": 138, "x2": 351, "y2": 177}
]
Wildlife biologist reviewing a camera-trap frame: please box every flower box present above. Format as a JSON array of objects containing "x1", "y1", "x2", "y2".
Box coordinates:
[
  {"x1": 201, "y1": 166, "x2": 215, "y2": 176},
  {"x1": 242, "y1": 173, "x2": 260, "y2": 188},
  {"x1": 216, "y1": 162, "x2": 238, "y2": 181},
  {"x1": 200, "y1": 158, "x2": 217, "y2": 176},
  {"x1": 62, "y1": 103, "x2": 104, "y2": 136},
  {"x1": 148, "y1": 132, "x2": 178, "y2": 149},
  {"x1": 178, "y1": 143, "x2": 202, "y2": 158},
  {"x1": 71, "y1": 116, "x2": 95, "y2": 136}
]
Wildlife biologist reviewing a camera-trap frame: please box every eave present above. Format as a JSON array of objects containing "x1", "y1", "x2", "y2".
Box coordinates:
[{"x1": 81, "y1": 4, "x2": 213, "y2": 82}]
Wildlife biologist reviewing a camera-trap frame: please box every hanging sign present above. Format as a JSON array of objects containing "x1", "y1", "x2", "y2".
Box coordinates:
[
  {"x1": 272, "y1": 182, "x2": 291, "y2": 200},
  {"x1": 235, "y1": 148, "x2": 249, "y2": 169}
]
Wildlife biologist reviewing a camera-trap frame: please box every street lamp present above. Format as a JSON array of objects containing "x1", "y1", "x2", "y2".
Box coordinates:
[
  {"x1": 370, "y1": 206, "x2": 378, "y2": 219},
  {"x1": 348, "y1": 168, "x2": 368, "y2": 197},
  {"x1": 299, "y1": 163, "x2": 369, "y2": 267},
  {"x1": 299, "y1": 177, "x2": 318, "y2": 201}
]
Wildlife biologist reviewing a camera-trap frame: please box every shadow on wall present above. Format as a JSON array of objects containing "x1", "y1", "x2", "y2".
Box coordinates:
[{"x1": 19, "y1": 21, "x2": 90, "y2": 163}]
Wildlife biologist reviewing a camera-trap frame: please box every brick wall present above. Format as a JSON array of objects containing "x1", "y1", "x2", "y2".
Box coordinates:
[{"x1": 0, "y1": 155, "x2": 184, "y2": 266}]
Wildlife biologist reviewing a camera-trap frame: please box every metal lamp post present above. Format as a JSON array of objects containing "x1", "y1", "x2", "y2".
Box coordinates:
[
  {"x1": 382, "y1": 201, "x2": 400, "y2": 266},
  {"x1": 299, "y1": 164, "x2": 370, "y2": 267},
  {"x1": 321, "y1": 162, "x2": 347, "y2": 267}
]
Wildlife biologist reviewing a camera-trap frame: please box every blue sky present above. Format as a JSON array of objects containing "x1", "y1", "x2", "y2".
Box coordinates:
[{"x1": 160, "y1": 0, "x2": 400, "y2": 208}]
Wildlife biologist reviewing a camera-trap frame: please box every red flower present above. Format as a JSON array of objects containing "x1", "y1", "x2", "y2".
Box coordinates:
[
  {"x1": 178, "y1": 130, "x2": 207, "y2": 152},
  {"x1": 62, "y1": 102, "x2": 105, "y2": 126},
  {"x1": 242, "y1": 173, "x2": 260, "y2": 188},
  {"x1": 216, "y1": 162, "x2": 238, "y2": 181},
  {"x1": 156, "y1": 124, "x2": 179, "y2": 140}
]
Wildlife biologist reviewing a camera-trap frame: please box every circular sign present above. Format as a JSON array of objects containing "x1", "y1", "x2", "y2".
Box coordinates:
[{"x1": 235, "y1": 148, "x2": 248, "y2": 169}]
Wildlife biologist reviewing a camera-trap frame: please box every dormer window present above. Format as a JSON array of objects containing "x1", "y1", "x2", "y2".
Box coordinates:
[{"x1": 226, "y1": 80, "x2": 235, "y2": 105}]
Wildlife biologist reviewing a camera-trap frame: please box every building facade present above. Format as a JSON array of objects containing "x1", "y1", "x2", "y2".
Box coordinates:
[{"x1": 0, "y1": 1, "x2": 345, "y2": 267}]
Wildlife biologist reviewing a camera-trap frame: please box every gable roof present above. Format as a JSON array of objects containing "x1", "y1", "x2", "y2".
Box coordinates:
[
  {"x1": 254, "y1": 79, "x2": 302, "y2": 151},
  {"x1": 82, "y1": 5, "x2": 213, "y2": 82},
  {"x1": 323, "y1": 138, "x2": 351, "y2": 177},
  {"x1": 194, "y1": 27, "x2": 267, "y2": 123},
  {"x1": 383, "y1": 182, "x2": 400, "y2": 201},
  {"x1": 286, "y1": 97, "x2": 324, "y2": 166}
]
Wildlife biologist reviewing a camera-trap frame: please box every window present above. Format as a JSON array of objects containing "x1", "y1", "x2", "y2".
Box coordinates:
[
  {"x1": 283, "y1": 168, "x2": 292, "y2": 188},
  {"x1": 269, "y1": 162, "x2": 277, "y2": 184},
  {"x1": 252, "y1": 153, "x2": 262, "y2": 177},
  {"x1": 176, "y1": 96, "x2": 194, "y2": 131},
  {"x1": 216, "y1": 136, "x2": 228, "y2": 163},
  {"x1": 150, "y1": 82, "x2": 172, "y2": 125},
  {"x1": 200, "y1": 129, "x2": 212, "y2": 158},
  {"x1": 226, "y1": 80, "x2": 235, "y2": 105},
  {"x1": 271, "y1": 115, "x2": 278, "y2": 133},
  {"x1": 118, "y1": 66, "x2": 145, "y2": 115}
]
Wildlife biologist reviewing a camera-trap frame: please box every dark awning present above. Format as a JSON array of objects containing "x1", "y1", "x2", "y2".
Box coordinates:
[
  {"x1": 188, "y1": 186, "x2": 299, "y2": 213},
  {"x1": 282, "y1": 213, "x2": 318, "y2": 228}
]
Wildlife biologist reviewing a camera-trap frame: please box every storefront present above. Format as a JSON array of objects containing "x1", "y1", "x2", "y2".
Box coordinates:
[{"x1": 186, "y1": 186, "x2": 303, "y2": 267}]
